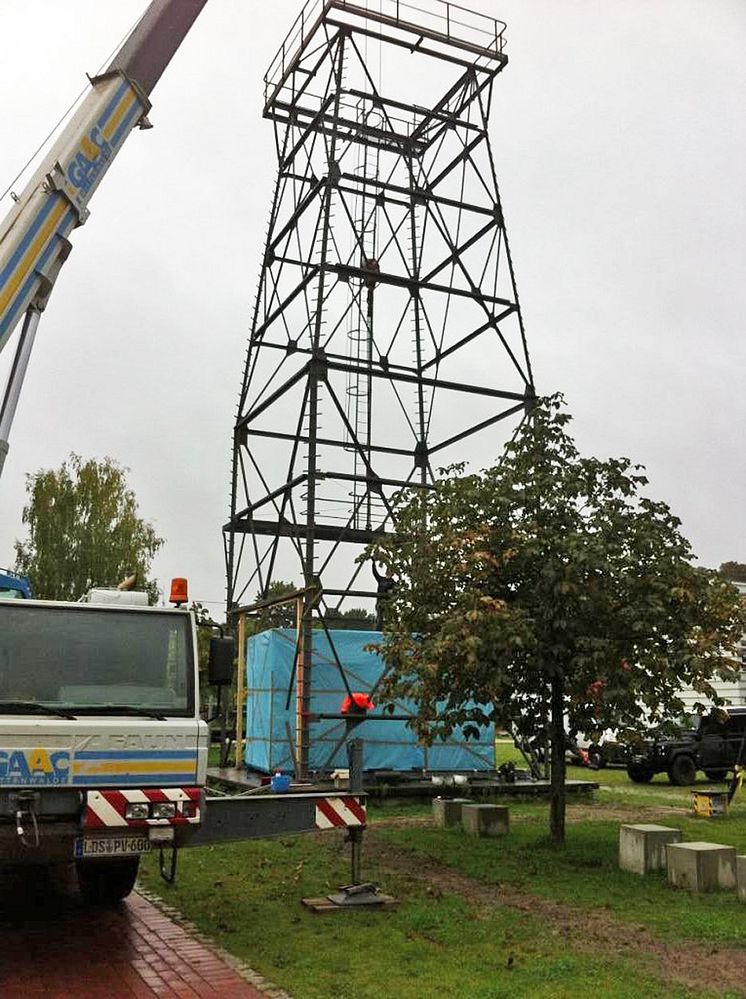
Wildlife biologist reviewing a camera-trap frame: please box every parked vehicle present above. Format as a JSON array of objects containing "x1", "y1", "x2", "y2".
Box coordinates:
[
  {"x1": 0, "y1": 581, "x2": 368, "y2": 904},
  {"x1": 573, "y1": 729, "x2": 629, "y2": 770},
  {"x1": 0, "y1": 569, "x2": 31, "y2": 599},
  {"x1": 626, "y1": 707, "x2": 746, "y2": 785}
]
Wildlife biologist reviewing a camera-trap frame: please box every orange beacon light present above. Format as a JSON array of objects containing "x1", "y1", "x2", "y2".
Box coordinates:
[{"x1": 170, "y1": 577, "x2": 189, "y2": 606}]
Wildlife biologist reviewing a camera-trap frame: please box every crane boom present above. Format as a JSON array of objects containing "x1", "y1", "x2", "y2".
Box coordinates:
[
  {"x1": 0, "y1": 0, "x2": 206, "y2": 357},
  {"x1": 0, "y1": 0, "x2": 207, "y2": 480}
]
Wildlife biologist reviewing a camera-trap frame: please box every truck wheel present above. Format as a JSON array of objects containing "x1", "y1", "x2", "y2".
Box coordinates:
[
  {"x1": 667, "y1": 755, "x2": 697, "y2": 786},
  {"x1": 626, "y1": 762, "x2": 653, "y2": 783},
  {"x1": 704, "y1": 769, "x2": 729, "y2": 782},
  {"x1": 77, "y1": 858, "x2": 140, "y2": 906},
  {"x1": 588, "y1": 745, "x2": 607, "y2": 770}
]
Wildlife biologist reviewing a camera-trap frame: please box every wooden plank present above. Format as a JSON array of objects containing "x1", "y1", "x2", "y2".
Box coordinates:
[
  {"x1": 235, "y1": 611, "x2": 247, "y2": 769},
  {"x1": 301, "y1": 893, "x2": 399, "y2": 913}
]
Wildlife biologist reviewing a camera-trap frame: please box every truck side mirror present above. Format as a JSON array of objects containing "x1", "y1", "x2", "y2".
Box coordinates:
[{"x1": 208, "y1": 636, "x2": 235, "y2": 686}]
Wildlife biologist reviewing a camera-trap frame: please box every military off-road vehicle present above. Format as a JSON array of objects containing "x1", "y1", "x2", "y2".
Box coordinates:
[{"x1": 626, "y1": 706, "x2": 746, "y2": 785}]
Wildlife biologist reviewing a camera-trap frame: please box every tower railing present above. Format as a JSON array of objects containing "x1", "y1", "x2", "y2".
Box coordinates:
[{"x1": 265, "y1": 0, "x2": 507, "y2": 107}]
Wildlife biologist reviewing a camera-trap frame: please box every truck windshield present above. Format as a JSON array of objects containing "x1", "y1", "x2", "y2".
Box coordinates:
[{"x1": 0, "y1": 604, "x2": 193, "y2": 716}]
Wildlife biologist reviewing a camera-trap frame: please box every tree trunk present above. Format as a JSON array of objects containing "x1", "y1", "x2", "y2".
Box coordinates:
[{"x1": 549, "y1": 670, "x2": 565, "y2": 845}]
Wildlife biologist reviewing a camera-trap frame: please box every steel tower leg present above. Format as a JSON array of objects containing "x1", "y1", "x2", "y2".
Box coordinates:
[{"x1": 225, "y1": 2, "x2": 533, "y2": 777}]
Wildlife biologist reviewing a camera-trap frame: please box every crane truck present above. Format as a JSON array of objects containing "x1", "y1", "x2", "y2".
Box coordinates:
[
  {"x1": 0, "y1": 582, "x2": 367, "y2": 904},
  {"x1": 0, "y1": 2, "x2": 368, "y2": 906}
]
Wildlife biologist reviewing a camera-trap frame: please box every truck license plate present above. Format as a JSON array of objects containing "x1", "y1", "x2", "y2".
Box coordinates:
[{"x1": 74, "y1": 835, "x2": 152, "y2": 859}]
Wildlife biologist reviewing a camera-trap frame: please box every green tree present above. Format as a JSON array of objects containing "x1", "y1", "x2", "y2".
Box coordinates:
[
  {"x1": 369, "y1": 396, "x2": 746, "y2": 844},
  {"x1": 190, "y1": 600, "x2": 230, "y2": 719},
  {"x1": 191, "y1": 599, "x2": 212, "y2": 680},
  {"x1": 254, "y1": 580, "x2": 299, "y2": 631},
  {"x1": 15, "y1": 453, "x2": 163, "y2": 603},
  {"x1": 325, "y1": 606, "x2": 376, "y2": 629},
  {"x1": 719, "y1": 562, "x2": 746, "y2": 583}
]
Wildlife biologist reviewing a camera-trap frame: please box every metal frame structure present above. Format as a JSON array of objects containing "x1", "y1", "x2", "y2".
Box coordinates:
[{"x1": 225, "y1": 0, "x2": 534, "y2": 778}]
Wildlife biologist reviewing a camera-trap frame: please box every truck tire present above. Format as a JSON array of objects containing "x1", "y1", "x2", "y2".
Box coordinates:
[
  {"x1": 77, "y1": 857, "x2": 140, "y2": 906},
  {"x1": 704, "y1": 769, "x2": 729, "y2": 782},
  {"x1": 588, "y1": 745, "x2": 606, "y2": 770},
  {"x1": 626, "y1": 762, "x2": 653, "y2": 783},
  {"x1": 667, "y1": 755, "x2": 697, "y2": 786}
]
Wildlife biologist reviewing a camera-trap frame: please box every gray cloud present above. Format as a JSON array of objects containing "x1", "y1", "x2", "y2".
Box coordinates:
[{"x1": 1, "y1": 0, "x2": 743, "y2": 613}]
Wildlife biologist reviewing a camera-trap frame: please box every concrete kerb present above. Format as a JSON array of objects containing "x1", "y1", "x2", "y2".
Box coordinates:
[{"x1": 135, "y1": 885, "x2": 291, "y2": 998}]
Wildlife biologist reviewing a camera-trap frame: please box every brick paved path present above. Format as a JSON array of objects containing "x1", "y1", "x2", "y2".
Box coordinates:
[{"x1": 0, "y1": 875, "x2": 266, "y2": 998}]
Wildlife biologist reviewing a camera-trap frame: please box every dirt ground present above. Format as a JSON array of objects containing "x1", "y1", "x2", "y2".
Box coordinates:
[
  {"x1": 372, "y1": 800, "x2": 689, "y2": 829},
  {"x1": 362, "y1": 818, "x2": 746, "y2": 997},
  {"x1": 563, "y1": 801, "x2": 690, "y2": 824}
]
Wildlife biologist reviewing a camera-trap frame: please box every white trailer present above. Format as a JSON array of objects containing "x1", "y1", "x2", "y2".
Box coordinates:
[{"x1": 677, "y1": 582, "x2": 746, "y2": 712}]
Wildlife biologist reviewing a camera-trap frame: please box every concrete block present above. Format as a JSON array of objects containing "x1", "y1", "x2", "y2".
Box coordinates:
[
  {"x1": 737, "y1": 856, "x2": 746, "y2": 903},
  {"x1": 666, "y1": 842, "x2": 737, "y2": 892},
  {"x1": 432, "y1": 797, "x2": 473, "y2": 829},
  {"x1": 618, "y1": 824, "x2": 682, "y2": 875},
  {"x1": 461, "y1": 803, "x2": 509, "y2": 838}
]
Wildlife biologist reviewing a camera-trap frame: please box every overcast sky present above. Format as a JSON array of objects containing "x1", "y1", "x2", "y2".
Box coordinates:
[{"x1": 0, "y1": 0, "x2": 743, "y2": 613}]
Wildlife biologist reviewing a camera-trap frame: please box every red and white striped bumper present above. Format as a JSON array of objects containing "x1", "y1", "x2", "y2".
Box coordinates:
[
  {"x1": 314, "y1": 795, "x2": 366, "y2": 829},
  {"x1": 84, "y1": 787, "x2": 202, "y2": 828}
]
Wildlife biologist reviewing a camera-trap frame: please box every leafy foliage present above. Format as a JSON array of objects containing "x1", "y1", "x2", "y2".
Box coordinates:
[
  {"x1": 324, "y1": 606, "x2": 376, "y2": 629},
  {"x1": 369, "y1": 396, "x2": 746, "y2": 840},
  {"x1": 190, "y1": 600, "x2": 229, "y2": 718},
  {"x1": 15, "y1": 453, "x2": 163, "y2": 603},
  {"x1": 191, "y1": 599, "x2": 213, "y2": 676},
  {"x1": 254, "y1": 580, "x2": 299, "y2": 631},
  {"x1": 719, "y1": 561, "x2": 746, "y2": 583}
]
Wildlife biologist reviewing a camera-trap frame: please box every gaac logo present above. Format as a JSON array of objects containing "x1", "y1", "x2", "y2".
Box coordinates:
[
  {"x1": 66, "y1": 125, "x2": 112, "y2": 197},
  {"x1": 0, "y1": 749, "x2": 70, "y2": 785}
]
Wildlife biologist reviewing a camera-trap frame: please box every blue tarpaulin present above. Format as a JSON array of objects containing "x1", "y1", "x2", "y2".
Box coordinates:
[{"x1": 245, "y1": 628, "x2": 495, "y2": 773}]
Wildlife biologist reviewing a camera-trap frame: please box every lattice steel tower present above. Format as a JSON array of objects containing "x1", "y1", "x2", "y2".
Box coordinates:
[{"x1": 226, "y1": 0, "x2": 534, "y2": 769}]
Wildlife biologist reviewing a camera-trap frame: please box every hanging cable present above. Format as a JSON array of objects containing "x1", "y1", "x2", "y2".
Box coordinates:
[
  {"x1": 0, "y1": 86, "x2": 88, "y2": 203},
  {"x1": 0, "y1": 9, "x2": 142, "y2": 204}
]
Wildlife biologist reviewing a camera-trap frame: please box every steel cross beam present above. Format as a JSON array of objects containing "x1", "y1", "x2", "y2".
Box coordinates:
[
  {"x1": 226, "y1": 1, "x2": 534, "y2": 779},
  {"x1": 189, "y1": 791, "x2": 367, "y2": 845}
]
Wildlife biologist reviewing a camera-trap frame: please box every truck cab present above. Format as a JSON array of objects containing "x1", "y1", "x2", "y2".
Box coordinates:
[
  {"x1": 0, "y1": 568, "x2": 31, "y2": 599},
  {"x1": 0, "y1": 590, "x2": 209, "y2": 902}
]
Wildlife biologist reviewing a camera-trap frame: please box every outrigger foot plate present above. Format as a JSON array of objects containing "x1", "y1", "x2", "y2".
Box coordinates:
[{"x1": 302, "y1": 882, "x2": 398, "y2": 912}]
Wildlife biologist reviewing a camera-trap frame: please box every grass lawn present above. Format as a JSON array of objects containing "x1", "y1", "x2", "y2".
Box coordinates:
[{"x1": 139, "y1": 757, "x2": 746, "y2": 998}]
